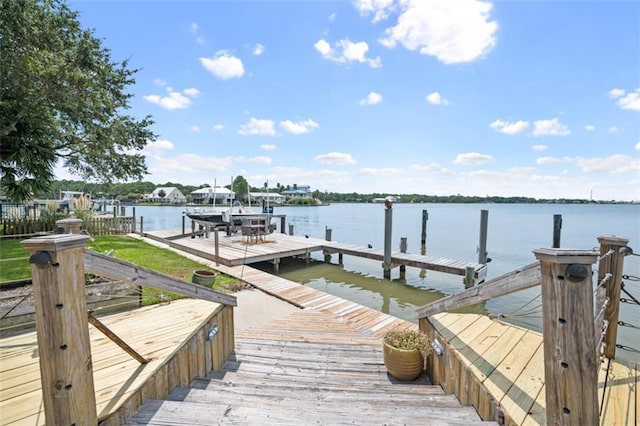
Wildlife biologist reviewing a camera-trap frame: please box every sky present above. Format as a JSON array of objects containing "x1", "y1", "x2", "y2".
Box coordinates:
[{"x1": 61, "y1": 0, "x2": 640, "y2": 201}]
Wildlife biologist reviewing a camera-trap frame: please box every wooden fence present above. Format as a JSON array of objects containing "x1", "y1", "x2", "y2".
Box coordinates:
[{"x1": 1, "y1": 216, "x2": 135, "y2": 237}]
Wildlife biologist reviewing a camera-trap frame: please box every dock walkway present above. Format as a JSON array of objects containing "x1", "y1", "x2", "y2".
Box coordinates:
[{"x1": 143, "y1": 230, "x2": 487, "y2": 282}]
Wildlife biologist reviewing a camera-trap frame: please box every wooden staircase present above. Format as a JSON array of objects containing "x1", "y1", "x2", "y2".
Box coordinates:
[{"x1": 125, "y1": 310, "x2": 496, "y2": 425}]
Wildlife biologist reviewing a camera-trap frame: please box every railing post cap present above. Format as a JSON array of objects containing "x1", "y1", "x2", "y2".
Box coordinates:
[
  {"x1": 532, "y1": 248, "x2": 599, "y2": 264},
  {"x1": 21, "y1": 234, "x2": 91, "y2": 253},
  {"x1": 596, "y1": 235, "x2": 629, "y2": 245},
  {"x1": 55, "y1": 218, "x2": 83, "y2": 225}
]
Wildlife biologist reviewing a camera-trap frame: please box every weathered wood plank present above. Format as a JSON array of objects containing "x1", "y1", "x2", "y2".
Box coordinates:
[{"x1": 83, "y1": 249, "x2": 237, "y2": 306}]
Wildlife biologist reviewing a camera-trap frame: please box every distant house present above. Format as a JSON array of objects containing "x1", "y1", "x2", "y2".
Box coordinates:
[
  {"x1": 282, "y1": 185, "x2": 311, "y2": 199},
  {"x1": 249, "y1": 191, "x2": 285, "y2": 206},
  {"x1": 190, "y1": 187, "x2": 235, "y2": 205},
  {"x1": 146, "y1": 187, "x2": 186, "y2": 204}
]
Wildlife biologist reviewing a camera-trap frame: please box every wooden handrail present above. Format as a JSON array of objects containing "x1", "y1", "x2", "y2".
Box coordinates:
[{"x1": 415, "y1": 261, "x2": 541, "y2": 319}]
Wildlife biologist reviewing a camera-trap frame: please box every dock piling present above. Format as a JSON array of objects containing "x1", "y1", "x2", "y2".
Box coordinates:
[
  {"x1": 399, "y1": 237, "x2": 407, "y2": 280},
  {"x1": 383, "y1": 198, "x2": 393, "y2": 279},
  {"x1": 478, "y1": 209, "x2": 488, "y2": 265},
  {"x1": 533, "y1": 247, "x2": 599, "y2": 426},
  {"x1": 21, "y1": 234, "x2": 97, "y2": 425},
  {"x1": 553, "y1": 214, "x2": 562, "y2": 248}
]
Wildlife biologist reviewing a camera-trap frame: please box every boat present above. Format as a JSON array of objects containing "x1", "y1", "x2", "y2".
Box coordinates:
[{"x1": 184, "y1": 201, "x2": 276, "y2": 231}]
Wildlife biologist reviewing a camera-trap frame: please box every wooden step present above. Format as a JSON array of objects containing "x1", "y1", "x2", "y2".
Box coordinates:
[{"x1": 127, "y1": 398, "x2": 496, "y2": 425}]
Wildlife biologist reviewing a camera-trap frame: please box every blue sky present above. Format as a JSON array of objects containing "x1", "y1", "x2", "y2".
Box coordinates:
[{"x1": 62, "y1": 0, "x2": 639, "y2": 201}]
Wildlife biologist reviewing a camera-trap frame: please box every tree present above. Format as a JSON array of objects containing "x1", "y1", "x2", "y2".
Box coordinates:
[
  {"x1": 0, "y1": 0, "x2": 155, "y2": 202},
  {"x1": 157, "y1": 189, "x2": 166, "y2": 199},
  {"x1": 232, "y1": 176, "x2": 249, "y2": 201}
]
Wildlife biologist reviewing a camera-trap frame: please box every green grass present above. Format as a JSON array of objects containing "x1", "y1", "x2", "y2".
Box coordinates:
[
  {"x1": 0, "y1": 235, "x2": 243, "y2": 302},
  {"x1": 0, "y1": 239, "x2": 31, "y2": 282}
]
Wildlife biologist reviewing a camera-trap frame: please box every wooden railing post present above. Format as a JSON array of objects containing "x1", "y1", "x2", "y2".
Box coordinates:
[
  {"x1": 533, "y1": 248, "x2": 599, "y2": 426},
  {"x1": 21, "y1": 234, "x2": 97, "y2": 425},
  {"x1": 596, "y1": 235, "x2": 629, "y2": 359}
]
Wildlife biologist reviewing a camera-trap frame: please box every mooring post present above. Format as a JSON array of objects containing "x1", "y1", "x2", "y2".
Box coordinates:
[
  {"x1": 478, "y1": 209, "x2": 488, "y2": 264},
  {"x1": 421, "y1": 209, "x2": 428, "y2": 249},
  {"x1": 383, "y1": 198, "x2": 393, "y2": 279},
  {"x1": 132, "y1": 206, "x2": 136, "y2": 232},
  {"x1": 21, "y1": 234, "x2": 97, "y2": 425},
  {"x1": 280, "y1": 216, "x2": 286, "y2": 234},
  {"x1": 596, "y1": 235, "x2": 630, "y2": 359},
  {"x1": 140, "y1": 216, "x2": 144, "y2": 234},
  {"x1": 182, "y1": 215, "x2": 186, "y2": 235},
  {"x1": 120, "y1": 206, "x2": 126, "y2": 216},
  {"x1": 288, "y1": 223, "x2": 294, "y2": 236},
  {"x1": 325, "y1": 227, "x2": 332, "y2": 241},
  {"x1": 553, "y1": 214, "x2": 562, "y2": 248},
  {"x1": 399, "y1": 237, "x2": 407, "y2": 280},
  {"x1": 533, "y1": 248, "x2": 599, "y2": 426}
]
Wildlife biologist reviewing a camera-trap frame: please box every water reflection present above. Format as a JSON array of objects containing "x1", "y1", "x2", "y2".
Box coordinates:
[{"x1": 253, "y1": 257, "x2": 487, "y2": 323}]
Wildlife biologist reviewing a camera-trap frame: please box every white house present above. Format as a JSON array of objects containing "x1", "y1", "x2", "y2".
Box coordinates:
[
  {"x1": 249, "y1": 191, "x2": 285, "y2": 206},
  {"x1": 190, "y1": 187, "x2": 235, "y2": 205},
  {"x1": 146, "y1": 187, "x2": 186, "y2": 204},
  {"x1": 281, "y1": 185, "x2": 311, "y2": 199}
]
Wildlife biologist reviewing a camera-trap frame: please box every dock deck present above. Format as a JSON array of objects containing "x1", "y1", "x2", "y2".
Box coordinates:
[
  {"x1": 0, "y1": 299, "x2": 227, "y2": 425},
  {"x1": 144, "y1": 229, "x2": 487, "y2": 281}
]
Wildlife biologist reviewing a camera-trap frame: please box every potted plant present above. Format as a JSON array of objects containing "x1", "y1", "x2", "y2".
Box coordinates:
[{"x1": 382, "y1": 329, "x2": 431, "y2": 381}]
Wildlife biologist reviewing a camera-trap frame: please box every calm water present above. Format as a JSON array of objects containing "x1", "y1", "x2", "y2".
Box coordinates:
[{"x1": 130, "y1": 203, "x2": 640, "y2": 362}]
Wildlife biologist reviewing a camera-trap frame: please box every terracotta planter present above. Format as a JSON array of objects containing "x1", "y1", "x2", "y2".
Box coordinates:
[{"x1": 382, "y1": 341, "x2": 424, "y2": 381}]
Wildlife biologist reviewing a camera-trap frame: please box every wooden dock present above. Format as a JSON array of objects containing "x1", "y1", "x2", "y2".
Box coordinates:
[
  {"x1": 0, "y1": 299, "x2": 231, "y2": 425},
  {"x1": 139, "y1": 234, "x2": 637, "y2": 426},
  {"x1": 143, "y1": 229, "x2": 487, "y2": 282}
]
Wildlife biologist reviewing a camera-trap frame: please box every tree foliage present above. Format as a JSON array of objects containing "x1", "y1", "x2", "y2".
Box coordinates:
[
  {"x1": 231, "y1": 176, "x2": 249, "y2": 201},
  {"x1": 0, "y1": 0, "x2": 155, "y2": 202}
]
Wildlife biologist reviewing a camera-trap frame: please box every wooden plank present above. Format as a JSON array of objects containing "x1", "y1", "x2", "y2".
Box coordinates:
[
  {"x1": 84, "y1": 249, "x2": 237, "y2": 306},
  {"x1": 415, "y1": 262, "x2": 541, "y2": 318}
]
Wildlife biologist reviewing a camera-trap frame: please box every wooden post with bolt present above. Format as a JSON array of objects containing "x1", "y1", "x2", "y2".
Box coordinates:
[{"x1": 21, "y1": 234, "x2": 97, "y2": 425}]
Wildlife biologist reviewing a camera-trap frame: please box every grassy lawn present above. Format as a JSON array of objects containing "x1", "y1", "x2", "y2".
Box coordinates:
[{"x1": 0, "y1": 235, "x2": 243, "y2": 301}]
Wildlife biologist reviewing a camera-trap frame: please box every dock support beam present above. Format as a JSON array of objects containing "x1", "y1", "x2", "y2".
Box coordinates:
[
  {"x1": 383, "y1": 198, "x2": 393, "y2": 280},
  {"x1": 399, "y1": 237, "x2": 407, "y2": 280},
  {"x1": 533, "y1": 248, "x2": 599, "y2": 426},
  {"x1": 21, "y1": 234, "x2": 97, "y2": 426},
  {"x1": 596, "y1": 235, "x2": 629, "y2": 359}
]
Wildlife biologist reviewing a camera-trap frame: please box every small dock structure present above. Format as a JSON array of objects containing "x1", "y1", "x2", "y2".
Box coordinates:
[{"x1": 143, "y1": 230, "x2": 487, "y2": 284}]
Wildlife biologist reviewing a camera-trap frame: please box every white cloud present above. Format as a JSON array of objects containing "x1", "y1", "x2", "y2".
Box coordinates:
[
  {"x1": 279, "y1": 119, "x2": 319, "y2": 135},
  {"x1": 213, "y1": 124, "x2": 224, "y2": 131},
  {"x1": 360, "y1": 91, "x2": 383, "y2": 105},
  {"x1": 608, "y1": 88, "x2": 625, "y2": 98},
  {"x1": 635, "y1": 141, "x2": 640, "y2": 151},
  {"x1": 409, "y1": 163, "x2": 452, "y2": 174},
  {"x1": 584, "y1": 125, "x2": 596, "y2": 132},
  {"x1": 536, "y1": 156, "x2": 562, "y2": 165},
  {"x1": 245, "y1": 156, "x2": 272, "y2": 165},
  {"x1": 532, "y1": 118, "x2": 571, "y2": 137},
  {"x1": 149, "y1": 153, "x2": 232, "y2": 174},
  {"x1": 153, "y1": 78, "x2": 167, "y2": 86},
  {"x1": 200, "y1": 51, "x2": 245, "y2": 79},
  {"x1": 144, "y1": 139, "x2": 174, "y2": 153},
  {"x1": 426, "y1": 92, "x2": 449, "y2": 106},
  {"x1": 238, "y1": 118, "x2": 276, "y2": 136},
  {"x1": 190, "y1": 125, "x2": 200, "y2": 133},
  {"x1": 608, "y1": 88, "x2": 640, "y2": 110},
  {"x1": 609, "y1": 126, "x2": 618, "y2": 133},
  {"x1": 261, "y1": 144, "x2": 276, "y2": 151},
  {"x1": 490, "y1": 119, "x2": 529, "y2": 135},
  {"x1": 354, "y1": 0, "x2": 395, "y2": 23},
  {"x1": 532, "y1": 145, "x2": 548, "y2": 152},
  {"x1": 575, "y1": 155, "x2": 640, "y2": 174},
  {"x1": 328, "y1": 12, "x2": 337, "y2": 22},
  {"x1": 314, "y1": 38, "x2": 381, "y2": 68},
  {"x1": 378, "y1": 0, "x2": 498, "y2": 64},
  {"x1": 315, "y1": 152, "x2": 356, "y2": 165},
  {"x1": 144, "y1": 87, "x2": 199, "y2": 110},
  {"x1": 358, "y1": 167, "x2": 402, "y2": 175},
  {"x1": 253, "y1": 43, "x2": 265, "y2": 56},
  {"x1": 453, "y1": 152, "x2": 493, "y2": 165}
]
